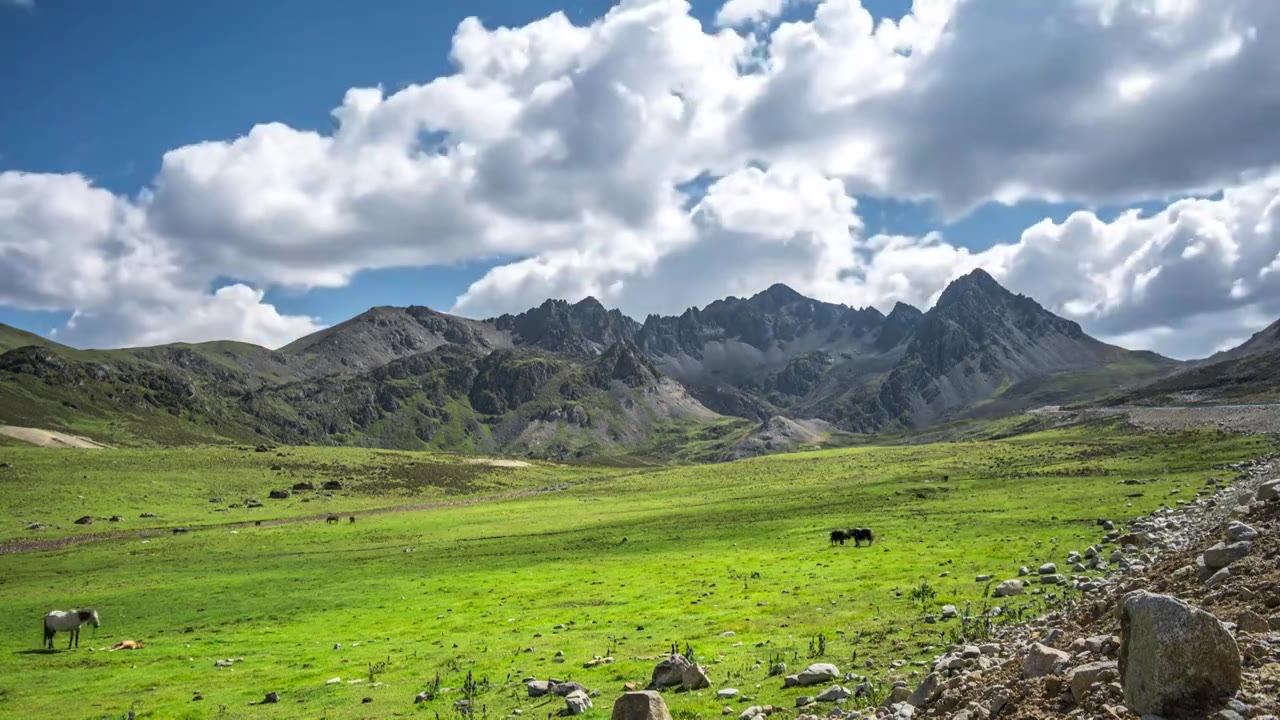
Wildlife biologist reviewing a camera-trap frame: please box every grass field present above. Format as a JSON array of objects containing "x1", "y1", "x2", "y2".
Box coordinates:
[{"x1": 0, "y1": 421, "x2": 1272, "y2": 719}]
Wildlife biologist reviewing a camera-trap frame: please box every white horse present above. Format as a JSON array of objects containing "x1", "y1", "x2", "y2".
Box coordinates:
[{"x1": 43, "y1": 609, "x2": 99, "y2": 649}]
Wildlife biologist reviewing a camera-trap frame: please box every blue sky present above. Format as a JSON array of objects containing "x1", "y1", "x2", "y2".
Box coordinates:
[
  {"x1": 0, "y1": 0, "x2": 954, "y2": 330},
  {"x1": 2, "y1": 0, "x2": 1278, "y2": 357}
]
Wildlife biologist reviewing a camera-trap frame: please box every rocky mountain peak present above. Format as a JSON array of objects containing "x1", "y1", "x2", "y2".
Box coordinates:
[
  {"x1": 589, "y1": 339, "x2": 660, "y2": 388},
  {"x1": 494, "y1": 296, "x2": 639, "y2": 356}
]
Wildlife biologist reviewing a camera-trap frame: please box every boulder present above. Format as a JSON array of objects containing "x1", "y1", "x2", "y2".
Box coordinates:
[
  {"x1": 1256, "y1": 479, "x2": 1279, "y2": 501},
  {"x1": 906, "y1": 673, "x2": 940, "y2": 708},
  {"x1": 292, "y1": 481, "x2": 315, "y2": 491},
  {"x1": 782, "y1": 675, "x2": 799, "y2": 688},
  {"x1": 1068, "y1": 660, "x2": 1118, "y2": 703},
  {"x1": 795, "y1": 663, "x2": 840, "y2": 686},
  {"x1": 553, "y1": 682, "x2": 588, "y2": 697},
  {"x1": 526, "y1": 680, "x2": 552, "y2": 698},
  {"x1": 1119, "y1": 590, "x2": 1241, "y2": 716},
  {"x1": 109, "y1": 515, "x2": 122, "y2": 522},
  {"x1": 940, "y1": 604, "x2": 958, "y2": 619},
  {"x1": 322, "y1": 480, "x2": 343, "y2": 491},
  {"x1": 74, "y1": 515, "x2": 93, "y2": 525},
  {"x1": 992, "y1": 580, "x2": 1024, "y2": 598},
  {"x1": 1225, "y1": 521, "x2": 1258, "y2": 542},
  {"x1": 648, "y1": 655, "x2": 692, "y2": 689},
  {"x1": 1237, "y1": 610, "x2": 1269, "y2": 634},
  {"x1": 565, "y1": 689, "x2": 592, "y2": 715},
  {"x1": 717, "y1": 689, "x2": 739, "y2": 700},
  {"x1": 1203, "y1": 541, "x2": 1252, "y2": 570},
  {"x1": 767, "y1": 662, "x2": 786, "y2": 677},
  {"x1": 1040, "y1": 574, "x2": 1065, "y2": 585},
  {"x1": 815, "y1": 685, "x2": 851, "y2": 702},
  {"x1": 268, "y1": 489, "x2": 290, "y2": 500},
  {"x1": 1023, "y1": 643, "x2": 1070, "y2": 678},
  {"x1": 1017, "y1": 566, "x2": 1030, "y2": 576},
  {"x1": 611, "y1": 691, "x2": 672, "y2": 720},
  {"x1": 1038, "y1": 563, "x2": 1057, "y2": 575},
  {"x1": 680, "y1": 664, "x2": 710, "y2": 691}
]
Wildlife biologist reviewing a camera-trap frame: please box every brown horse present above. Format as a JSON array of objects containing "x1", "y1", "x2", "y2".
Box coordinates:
[{"x1": 325, "y1": 515, "x2": 340, "y2": 525}]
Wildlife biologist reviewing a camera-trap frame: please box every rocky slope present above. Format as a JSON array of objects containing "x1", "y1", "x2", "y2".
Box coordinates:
[{"x1": 861, "y1": 454, "x2": 1280, "y2": 720}]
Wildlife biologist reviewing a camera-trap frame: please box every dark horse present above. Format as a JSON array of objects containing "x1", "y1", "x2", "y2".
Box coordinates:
[
  {"x1": 847, "y1": 527, "x2": 875, "y2": 546},
  {"x1": 829, "y1": 529, "x2": 848, "y2": 546}
]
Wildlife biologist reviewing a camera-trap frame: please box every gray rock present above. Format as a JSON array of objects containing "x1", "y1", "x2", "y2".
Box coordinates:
[
  {"x1": 263, "y1": 692, "x2": 279, "y2": 704},
  {"x1": 1017, "y1": 566, "x2": 1030, "y2": 576},
  {"x1": 1038, "y1": 562, "x2": 1057, "y2": 574},
  {"x1": 565, "y1": 689, "x2": 592, "y2": 716},
  {"x1": 526, "y1": 680, "x2": 551, "y2": 698},
  {"x1": 1023, "y1": 643, "x2": 1070, "y2": 678},
  {"x1": 795, "y1": 696, "x2": 813, "y2": 708},
  {"x1": 1119, "y1": 590, "x2": 1241, "y2": 716},
  {"x1": 796, "y1": 663, "x2": 841, "y2": 686},
  {"x1": 1068, "y1": 660, "x2": 1118, "y2": 703},
  {"x1": 768, "y1": 662, "x2": 787, "y2": 677},
  {"x1": 816, "y1": 685, "x2": 851, "y2": 702},
  {"x1": 717, "y1": 689, "x2": 739, "y2": 700},
  {"x1": 992, "y1": 580, "x2": 1023, "y2": 598},
  {"x1": 1255, "y1": 479, "x2": 1279, "y2": 501},
  {"x1": 680, "y1": 664, "x2": 711, "y2": 691},
  {"x1": 906, "y1": 673, "x2": 940, "y2": 708},
  {"x1": 940, "y1": 604, "x2": 958, "y2": 619},
  {"x1": 1204, "y1": 567, "x2": 1232, "y2": 588},
  {"x1": 883, "y1": 686, "x2": 910, "y2": 706},
  {"x1": 1226, "y1": 521, "x2": 1258, "y2": 542},
  {"x1": 1203, "y1": 541, "x2": 1252, "y2": 570},
  {"x1": 1237, "y1": 610, "x2": 1270, "y2": 634},
  {"x1": 1041, "y1": 574, "x2": 1065, "y2": 585},
  {"x1": 783, "y1": 674, "x2": 799, "y2": 688},
  {"x1": 611, "y1": 694, "x2": 673, "y2": 720},
  {"x1": 648, "y1": 655, "x2": 692, "y2": 689}
]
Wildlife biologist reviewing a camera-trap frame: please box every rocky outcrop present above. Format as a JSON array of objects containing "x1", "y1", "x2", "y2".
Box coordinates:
[
  {"x1": 647, "y1": 655, "x2": 692, "y2": 690},
  {"x1": 1119, "y1": 590, "x2": 1241, "y2": 716},
  {"x1": 610, "y1": 691, "x2": 671, "y2": 720}
]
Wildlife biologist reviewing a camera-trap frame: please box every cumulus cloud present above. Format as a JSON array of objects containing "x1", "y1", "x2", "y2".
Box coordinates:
[
  {"x1": 4, "y1": 0, "x2": 1280, "y2": 356},
  {"x1": 0, "y1": 172, "x2": 319, "y2": 349},
  {"x1": 715, "y1": 0, "x2": 791, "y2": 27}
]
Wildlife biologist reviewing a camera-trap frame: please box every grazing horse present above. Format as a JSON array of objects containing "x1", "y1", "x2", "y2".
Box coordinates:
[
  {"x1": 829, "y1": 529, "x2": 848, "y2": 546},
  {"x1": 325, "y1": 515, "x2": 340, "y2": 525},
  {"x1": 43, "y1": 609, "x2": 99, "y2": 649},
  {"x1": 847, "y1": 528, "x2": 875, "y2": 547},
  {"x1": 348, "y1": 516, "x2": 355, "y2": 524}
]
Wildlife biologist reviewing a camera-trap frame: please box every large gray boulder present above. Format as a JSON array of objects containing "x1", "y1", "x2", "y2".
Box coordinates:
[
  {"x1": 815, "y1": 685, "x2": 851, "y2": 702},
  {"x1": 1255, "y1": 479, "x2": 1279, "y2": 501},
  {"x1": 565, "y1": 689, "x2": 593, "y2": 715},
  {"x1": 906, "y1": 673, "x2": 940, "y2": 708},
  {"x1": 1022, "y1": 643, "x2": 1070, "y2": 678},
  {"x1": 648, "y1": 655, "x2": 692, "y2": 689},
  {"x1": 526, "y1": 680, "x2": 552, "y2": 698},
  {"x1": 992, "y1": 580, "x2": 1024, "y2": 598},
  {"x1": 1068, "y1": 660, "x2": 1118, "y2": 703},
  {"x1": 680, "y1": 664, "x2": 710, "y2": 691},
  {"x1": 611, "y1": 692, "x2": 672, "y2": 720},
  {"x1": 1203, "y1": 541, "x2": 1252, "y2": 570},
  {"x1": 1225, "y1": 521, "x2": 1258, "y2": 542},
  {"x1": 1119, "y1": 590, "x2": 1241, "y2": 716},
  {"x1": 795, "y1": 663, "x2": 840, "y2": 686}
]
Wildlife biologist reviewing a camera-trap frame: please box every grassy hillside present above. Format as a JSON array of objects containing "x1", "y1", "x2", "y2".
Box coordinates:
[{"x1": 0, "y1": 422, "x2": 1270, "y2": 719}]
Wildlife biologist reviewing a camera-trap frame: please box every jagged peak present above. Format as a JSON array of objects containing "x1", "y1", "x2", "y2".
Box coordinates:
[
  {"x1": 887, "y1": 301, "x2": 924, "y2": 319},
  {"x1": 936, "y1": 268, "x2": 1013, "y2": 308},
  {"x1": 751, "y1": 283, "x2": 809, "y2": 305}
]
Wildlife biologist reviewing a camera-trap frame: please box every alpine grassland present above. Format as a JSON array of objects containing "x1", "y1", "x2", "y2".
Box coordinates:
[{"x1": 0, "y1": 421, "x2": 1272, "y2": 719}]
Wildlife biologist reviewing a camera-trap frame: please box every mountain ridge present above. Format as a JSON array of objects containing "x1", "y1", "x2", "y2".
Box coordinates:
[{"x1": 0, "y1": 272, "x2": 1198, "y2": 456}]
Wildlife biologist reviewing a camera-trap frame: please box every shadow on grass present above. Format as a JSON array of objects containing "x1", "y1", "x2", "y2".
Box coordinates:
[{"x1": 13, "y1": 648, "x2": 61, "y2": 655}]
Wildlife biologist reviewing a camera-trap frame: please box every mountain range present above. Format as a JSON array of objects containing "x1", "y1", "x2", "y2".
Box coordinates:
[{"x1": 1, "y1": 269, "x2": 1274, "y2": 460}]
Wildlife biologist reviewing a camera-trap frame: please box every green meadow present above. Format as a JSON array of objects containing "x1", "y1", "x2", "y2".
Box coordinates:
[{"x1": 0, "y1": 422, "x2": 1271, "y2": 719}]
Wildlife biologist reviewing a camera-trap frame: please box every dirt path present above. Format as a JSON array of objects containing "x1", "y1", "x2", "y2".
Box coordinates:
[
  {"x1": 0, "y1": 482, "x2": 575, "y2": 556},
  {"x1": 0, "y1": 425, "x2": 108, "y2": 449}
]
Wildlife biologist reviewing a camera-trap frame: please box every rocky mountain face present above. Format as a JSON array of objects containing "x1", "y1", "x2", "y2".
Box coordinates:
[{"x1": 0, "y1": 270, "x2": 1190, "y2": 455}]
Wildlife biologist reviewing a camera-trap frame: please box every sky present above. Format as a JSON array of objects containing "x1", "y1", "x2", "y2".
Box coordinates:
[{"x1": 2, "y1": 0, "x2": 1280, "y2": 359}]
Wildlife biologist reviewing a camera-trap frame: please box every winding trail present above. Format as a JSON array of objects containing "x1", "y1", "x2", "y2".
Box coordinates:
[{"x1": 0, "y1": 481, "x2": 581, "y2": 556}]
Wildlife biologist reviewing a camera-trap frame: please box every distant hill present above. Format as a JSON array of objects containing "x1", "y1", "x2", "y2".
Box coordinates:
[
  {"x1": 0, "y1": 271, "x2": 1190, "y2": 457},
  {"x1": 1111, "y1": 319, "x2": 1280, "y2": 406}
]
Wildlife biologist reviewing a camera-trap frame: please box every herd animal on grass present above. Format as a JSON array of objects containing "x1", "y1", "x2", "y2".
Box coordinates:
[
  {"x1": 829, "y1": 527, "x2": 875, "y2": 546},
  {"x1": 42, "y1": 608, "x2": 99, "y2": 649}
]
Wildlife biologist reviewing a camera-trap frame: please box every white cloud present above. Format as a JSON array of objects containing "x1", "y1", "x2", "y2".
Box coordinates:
[
  {"x1": 0, "y1": 172, "x2": 319, "y2": 349},
  {"x1": 715, "y1": 0, "x2": 791, "y2": 27},
  {"x1": 4, "y1": 0, "x2": 1280, "y2": 358},
  {"x1": 2, "y1": 0, "x2": 35, "y2": 11}
]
